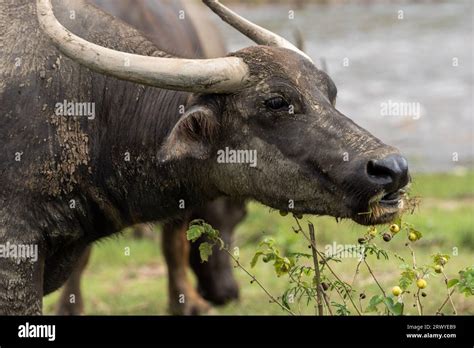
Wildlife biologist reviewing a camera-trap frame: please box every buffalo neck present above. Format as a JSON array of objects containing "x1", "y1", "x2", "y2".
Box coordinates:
[{"x1": 87, "y1": 78, "x2": 218, "y2": 227}]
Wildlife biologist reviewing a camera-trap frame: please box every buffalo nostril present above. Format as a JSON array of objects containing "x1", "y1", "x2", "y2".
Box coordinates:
[{"x1": 367, "y1": 154, "x2": 409, "y2": 191}]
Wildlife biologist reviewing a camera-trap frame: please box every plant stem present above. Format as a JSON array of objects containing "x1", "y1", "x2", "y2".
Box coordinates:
[
  {"x1": 309, "y1": 223, "x2": 324, "y2": 316},
  {"x1": 408, "y1": 243, "x2": 417, "y2": 269},
  {"x1": 358, "y1": 296, "x2": 364, "y2": 314},
  {"x1": 352, "y1": 259, "x2": 363, "y2": 286},
  {"x1": 293, "y1": 217, "x2": 362, "y2": 316},
  {"x1": 326, "y1": 277, "x2": 347, "y2": 306},
  {"x1": 436, "y1": 289, "x2": 456, "y2": 314},
  {"x1": 415, "y1": 288, "x2": 423, "y2": 315},
  {"x1": 223, "y1": 249, "x2": 296, "y2": 316},
  {"x1": 322, "y1": 291, "x2": 334, "y2": 315},
  {"x1": 286, "y1": 273, "x2": 305, "y2": 315},
  {"x1": 407, "y1": 243, "x2": 423, "y2": 315},
  {"x1": 442, "y1": 271, "x2": 458, "y2": 315},
  {"x1": 364, "y1": 260, "x2": 387, "y2": 298}
]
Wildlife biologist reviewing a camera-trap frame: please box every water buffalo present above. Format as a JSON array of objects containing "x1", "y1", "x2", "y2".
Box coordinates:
[
  {"x1": 0, "y1": 0, "x2": 409, "y2": 315},
  {"x1": 54, "y1": 0, "x2": 244, "y2": 316}
]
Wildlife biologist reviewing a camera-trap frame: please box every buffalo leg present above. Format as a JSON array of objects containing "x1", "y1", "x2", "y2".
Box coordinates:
[
  {"x1": 162, "y1": 221, "x2": 210, "y2": 315},
  {"x1": 0, "y1": 227, "x2": 44, "y2": 315},
  {"x1": 190, "y1": 198, "x2": 245, "y2": 304},
  {"x1": 190, "y1": 231, "x2": 239, "y2": 305},
  {"x1": 56, "y1": 245, "x2": 92, "y2": 315}
]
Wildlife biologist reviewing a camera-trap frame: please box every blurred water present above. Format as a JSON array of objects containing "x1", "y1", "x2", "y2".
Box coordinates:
[{"x1": 210, "y1": 0, "x2": 473, "y2": 172}]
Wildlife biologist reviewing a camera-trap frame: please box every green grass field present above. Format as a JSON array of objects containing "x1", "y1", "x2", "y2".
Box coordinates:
[{"x1": 43, "y1": 172, "x2": 474, "y2": 315}]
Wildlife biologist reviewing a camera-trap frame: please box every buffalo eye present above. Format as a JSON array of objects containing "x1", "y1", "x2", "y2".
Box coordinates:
[{"x1": 265, "y1": 96, "x2": 289, "y2": 111}]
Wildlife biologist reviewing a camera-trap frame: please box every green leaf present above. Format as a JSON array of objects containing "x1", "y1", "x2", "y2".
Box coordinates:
[
  {"x1": 431, "y1": 253, "x2": 450, "y2": 265},
  {"x1": 282, "y1": 287, "x2": 299, "y2": 310},
  {"x1": 379, "y1": 250, "x2": 389, "y2": 260},
  {"x1": 393, "y1": 253, "x2": 406, "y2": 263},
  {"x1": 447, "y1": 278, "x2": 459, "y2": 288},
  {"x1": 287, "y1": 252, "x2": 312, "y2": 259},
  {"x1": 394, "y1": 302, "x2": 404, "y2": 315},
  {"x1": 273, "y1": 257, "x2": 291, "y2": 276},
  {"x1": 399, "y1": 276, "x2": 412, "y2": 290},
  {"x1": 202, "y1": 222, "x2": 219, "y2": 240},
  {"x1": 186, "y1": 226, "x2": 204, "y2": 242},
  {"x1": 250, "y1": 251, "x2": 263, "y2": 268},
  {"x1": 189, "y1": 219, "x2": 205, "y2": 226},
  {"x1": 187, "y1": 219, "x2": 221, "y2": 242},
  {"x1": 282, "y1": 257, "x2": 292, "y2": 274},
  {"x1": 383, "y1": 297, "x2": 404, "y2": 315},
  {"x1": 399, "y1": 269, "x2": 417, "y2": 290},
  {"x1": 199, "y1": 242, "x2": 213, "y2": 262},
  {"x1": 409, "y1": 228, "x2": 423, "y2": 240},
  {"x1": 366, "y1": 295, "x2": 384, "y2": 313},
  {"x1": 259, "y1": 238, "x2": 276, "y2": 249},
  {"x1": 262, "y1": 254, "x2": 276, "y2": 263},
  {"x1": 390, "y1": 302, "x2": 404, "y2": 316},
  {"x1": 383, "y1": 297, "x2": 393, "y2": 311},
  {"x1": 457, "y1": 266, "x2": 474, "y2": 296},
  {"x1": 399, "y1": 263, "x2": 411, "y2": 270},
  {"x1": 331, "y1": 302, "x2": 350, "y2": 316}
]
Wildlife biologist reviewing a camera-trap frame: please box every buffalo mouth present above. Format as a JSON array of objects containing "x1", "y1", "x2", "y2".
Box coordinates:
[
  {"x1": 352, "y1": 188, "x2": 407, "y2": 225},
  {"x1": 379, "y1": 190, "x2": 403, "y2": 207}
]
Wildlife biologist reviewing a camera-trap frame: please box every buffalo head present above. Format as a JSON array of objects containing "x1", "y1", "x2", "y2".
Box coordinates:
[{"x1": 37, "y1": 0, "x2": 409, "y2": 225}]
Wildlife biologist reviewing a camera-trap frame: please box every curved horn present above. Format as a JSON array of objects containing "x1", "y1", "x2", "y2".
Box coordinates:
[
  {"x1": 202, "y1": 0, "x2": 313, "y2": 63},
  {"x1": 36, "y1": 0, "x2": 249, "y2": 93}
]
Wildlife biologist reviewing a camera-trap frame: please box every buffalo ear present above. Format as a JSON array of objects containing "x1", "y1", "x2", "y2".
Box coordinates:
[{"x1": 159, "y1": 106, "x2": 219, "y2": 162}]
